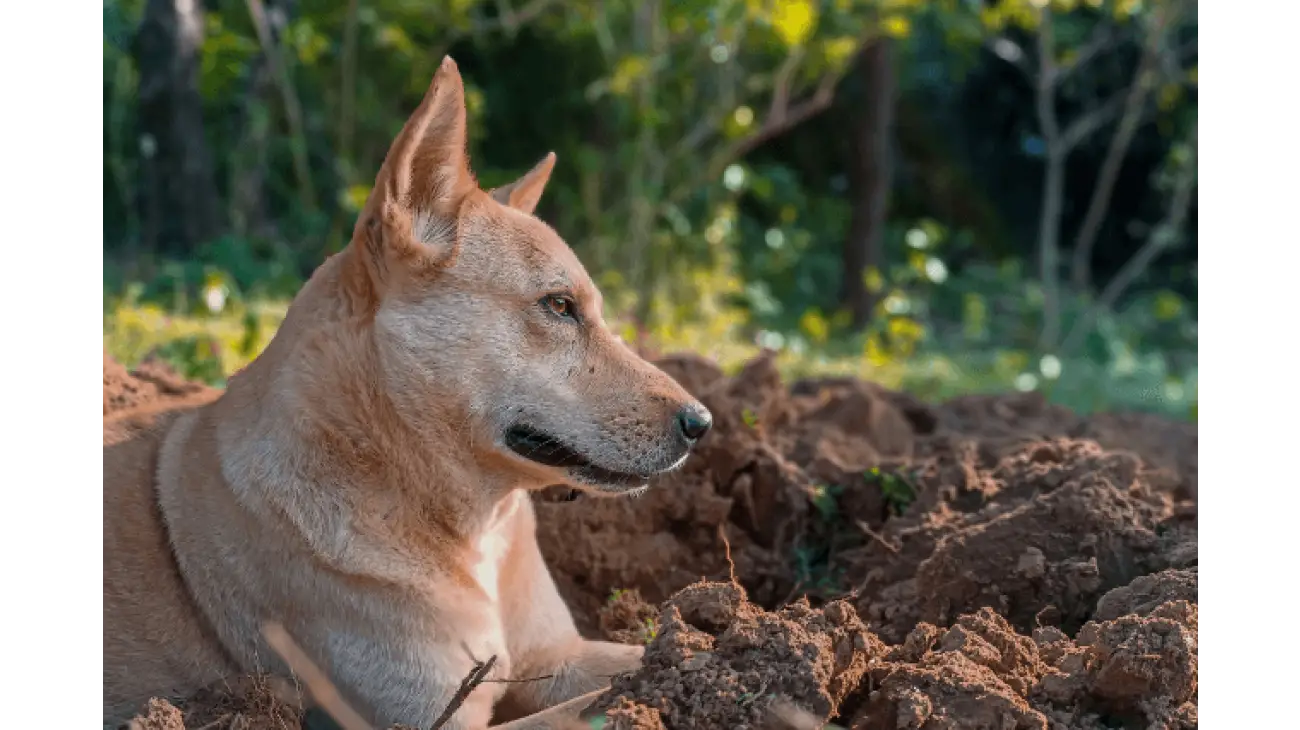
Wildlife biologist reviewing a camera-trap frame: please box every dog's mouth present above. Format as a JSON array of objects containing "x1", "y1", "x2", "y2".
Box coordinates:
[{"x1": 503, "y1": 424, "x2": 659, "y2": 491}]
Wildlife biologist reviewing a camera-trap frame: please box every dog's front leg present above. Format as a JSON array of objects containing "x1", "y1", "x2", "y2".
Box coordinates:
[
  {"x1": 495, "y1": 640, "x2": 642, "y2": 725},
  {"x1": 527, "y1": 637, "x2": 643, "y2": 704},
  {"x1": 489, "y1": 688, "x2": 608, "y2": 730},
  {"x1": 297, "y1": 627, "x2": 505, "y2": 730},
  {"x1": 495, "y1": 501, "x2": 644, "y2": 721}
]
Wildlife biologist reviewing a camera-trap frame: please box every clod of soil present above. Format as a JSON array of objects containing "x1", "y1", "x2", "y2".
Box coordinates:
[
  {"x1": 592, "y1": 581, "x2": 886, "y2": 729},
  {"x1": 1092, "y1": 568, "x2": 1198, "y2": 622},
  {"x1": 126, "y1": 699, "x2": 184, "y2": 730},
  {"x1": 599, "y1": 570, "x2": 1197, "y2": 729},
  {"x1": 600, "y1": 588, "x2": 661, "y2": 646}
]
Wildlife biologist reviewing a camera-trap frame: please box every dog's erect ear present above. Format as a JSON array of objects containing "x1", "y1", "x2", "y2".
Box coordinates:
[
  {"x1": 490, "y1": 152, "x2": 556, "y2": 215},
  {"x1": 367, "y1": 56, "x2": 477, "y2": 258}
]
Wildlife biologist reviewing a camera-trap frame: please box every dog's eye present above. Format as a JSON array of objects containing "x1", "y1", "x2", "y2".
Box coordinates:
[{"x1": 541, "y1": 294, "x2": 577, "y2": 320}]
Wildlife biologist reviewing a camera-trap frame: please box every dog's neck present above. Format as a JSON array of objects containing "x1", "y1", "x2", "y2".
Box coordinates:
[{"x1": 213, "y1": 249, "x2": 522, "y2": 582}]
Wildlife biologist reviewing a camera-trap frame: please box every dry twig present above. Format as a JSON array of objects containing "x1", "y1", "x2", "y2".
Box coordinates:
[
  {"x1": 854, "y1": 520, "x2": 900, "y2": 555},
  {"x1": 430, "y1": 655, "x2": 499, "y2": 729},
  {"x1": 261, "y1": 622, "x2": 375, "y2": 730},
  {"x1": 718, "y1": 523, "x2": 738, "y2": 585}
]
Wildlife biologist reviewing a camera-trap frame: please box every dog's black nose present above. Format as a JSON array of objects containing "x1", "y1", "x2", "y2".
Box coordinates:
[{"x1": 675, "y1": 403, "x2": 713, "y2": 443}]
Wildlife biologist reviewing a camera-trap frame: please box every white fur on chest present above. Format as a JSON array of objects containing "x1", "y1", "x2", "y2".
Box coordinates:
[{"x1": 468, "y1": 490, "x2": 524, "y2": 603}]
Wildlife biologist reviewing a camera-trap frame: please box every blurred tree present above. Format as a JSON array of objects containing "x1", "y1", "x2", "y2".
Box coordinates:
[
  {"x1": 1069, "y1": 0, "x2": 1191, "y2": 292},
  {"x1": 841, "y1": 37, "x2": 896, "y2": 329},
  {"x1": 228, "y1": 0, "x2": 296, "y2": 241},
  {"x1": 104, "y1": 0, "x2": 1197, "y2": 372},
  {"x1": 135, "y1": 0, "x2": 220, "y2": 255}
]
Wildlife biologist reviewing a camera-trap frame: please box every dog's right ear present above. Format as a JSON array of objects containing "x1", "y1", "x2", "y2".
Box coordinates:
[{"x1": 361, "y1": 56, "x2": 477, "y2": 269}]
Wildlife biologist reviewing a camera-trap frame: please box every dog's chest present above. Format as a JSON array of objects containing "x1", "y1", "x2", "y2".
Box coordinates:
[{"x1": 466, "y1": 490, "x2": 525, "y2": 603}]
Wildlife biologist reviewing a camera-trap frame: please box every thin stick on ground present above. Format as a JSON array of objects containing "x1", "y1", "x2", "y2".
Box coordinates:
[
  {"x1": 430, "y1": 655, "x2": 499, "y2": 730},
  {"x1": 718, "y1": 523, "x2": 738, "y2": 585},
  {"x1": 189, "y1": 713, "x2": 235, "y2": 730},
  {"x1": 261, "y1": 622, "x2": 375, "y2": 730},
  {"x1": 854, "y1": 519, "x2": 900, "y2": 554},
  {"x1": 482, "y1": 673, "x2": 555, "y2": 685}
]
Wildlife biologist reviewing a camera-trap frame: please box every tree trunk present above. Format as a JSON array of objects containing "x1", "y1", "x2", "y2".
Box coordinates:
[
  {"x1": 1037, "y1": 146, "x2": 1066, "y2": 349},
  {"x1": 230, "y1": 0, "x2": 296, "y2": 240},
  {"x1": 841, "y1": 38, "x2": 896, "y2": 330},
  {"x1": 95, "y1": 0, "x2": 104, "y2": 302},
  {"x1": 134, "y1": 0, "x2": 220, "y2": 256},
  {"x1": 96, "y1": 0, "x2": 104, "y2": 249}
]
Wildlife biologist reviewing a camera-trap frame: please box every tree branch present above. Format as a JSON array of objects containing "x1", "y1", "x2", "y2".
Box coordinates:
[
  {"x1": 736, "y1": 70, "x2": 840, "y2": 160},
  {"x1": 433, "y1": 0, "x2": 563, "y2": 65},
  {"x1": 1058, "y1": 23, "x2": 1122, "y2": 84},
  {"x1": 1060, "y1": 88, "x2": 1129, "y2": 152},
  {"x1": 1069, "y1": 0, "x2": 1183, "y2": 290},
  {"x1": 1035, "y1": 9, "x2": 1062, "y2": 150},
  {"x1": 481, "y1": 0, "x2": 563, "y2": 36},
  {"x1": 1060, "y1": 119, "x2": 1197, "y2": 356},
  {"x1": 1035, "y1": 5, "x2": 1065, "y2": 348},
  {"x1": 664, "y1": 60, "x2": 846, "y2": 209},
  {"x1": 767, "y1": 47, "x2": 806, "y2": 124},
  {"x1": 337, "y1": 0, "x2": 360, "y2": 181},
  {"x1": 245, "y1": 0, "x2": 317, "y2": 215}
]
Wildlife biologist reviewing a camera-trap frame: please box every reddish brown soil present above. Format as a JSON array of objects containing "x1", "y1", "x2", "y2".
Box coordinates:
[
  {"x1": 592, "y1": 581, "x2": 886, "y2": 729},
  {"x1": 125, "y1": 678, "x2": 306, "y2": 730},
  {"x1": 104, "y1": 349, "x2": 217, "y2": 417},
  {"x1": 104, "y1": 352, "x2": 222, "y2": 452},
  {"x1": 106, "y1": 350, "x2": 1197, "y2": 729}
]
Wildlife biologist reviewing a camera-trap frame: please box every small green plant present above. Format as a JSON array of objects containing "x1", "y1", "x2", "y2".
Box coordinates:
[
  {"x1": 607, "y1": 588, "x2": 628, "y2": 604},
  {"x1": 791, "y1": 545, "x2": 845, "y2": 596},
  {"x1": 641, "y1": 617, "x2": 659, "y2": 644},
  {"x1": 808, "y1": 483, "x2": 844, "y2": 523},
  {"x1": 153, "y1": 335, "x2": 227, "y2": 385},
  {"x1": 741, "y1": 408, "x2": 759, "y2": 429},
  {"x1": 865, "y1": 467, "x2": 917, "y2": 517}
]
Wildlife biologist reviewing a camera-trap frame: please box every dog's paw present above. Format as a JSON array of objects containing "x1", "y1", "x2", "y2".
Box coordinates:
[{"x1": 583, "y1": 639, "x2": 644, "y2": 678}]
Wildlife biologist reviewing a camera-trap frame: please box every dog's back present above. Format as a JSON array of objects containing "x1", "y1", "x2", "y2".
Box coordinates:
[{"x1": 104, "y1": 401, "x2": 234, "y2": 726}]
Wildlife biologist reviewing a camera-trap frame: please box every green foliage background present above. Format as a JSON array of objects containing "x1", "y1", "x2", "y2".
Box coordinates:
[{"x1": 103, "y1": 0, "x2": 1197, "y2": 419}]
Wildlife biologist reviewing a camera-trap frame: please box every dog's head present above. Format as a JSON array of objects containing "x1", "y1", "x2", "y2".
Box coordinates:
[{"x1": 345, "y1": 57, "x2": 710, "y2": 494}]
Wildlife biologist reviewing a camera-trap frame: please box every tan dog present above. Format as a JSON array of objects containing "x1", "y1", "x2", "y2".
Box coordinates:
[{"x1": 103, "y1": 56, "x2": 712, "y2": 729}]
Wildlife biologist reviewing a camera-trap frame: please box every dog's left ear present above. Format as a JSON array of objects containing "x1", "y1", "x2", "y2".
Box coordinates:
[{"x1": 490, "y1": 152, "x2": 556, "y2": 215}]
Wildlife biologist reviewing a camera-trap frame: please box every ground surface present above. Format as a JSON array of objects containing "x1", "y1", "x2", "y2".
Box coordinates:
[{"x1": 107, "y1": 351, "x2": 1197, "y2": 730}]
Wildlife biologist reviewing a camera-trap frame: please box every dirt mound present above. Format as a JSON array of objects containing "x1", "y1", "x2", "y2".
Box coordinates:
[
  {"x1": 104, "y1": 351, "x2": 216, "y2": 417},
  {"x1": 592, "y1": 581, "x2": 886, "y2": 729},
  {"x1": 108, "y1": 349, "x2": 1197, "y2": 727},
  {"x1": 537, "y1": 351, "x2": 1194, "y2": 636},
  {"x1": 536, "y1": 352, "x2": 927, "y2": 630},
  {"x1": 597, "y1": 569, "x2": 1196, "y2": 729},
  {"x1": 535, "y1": 350, "x2": 1196, "y2": 725}
]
